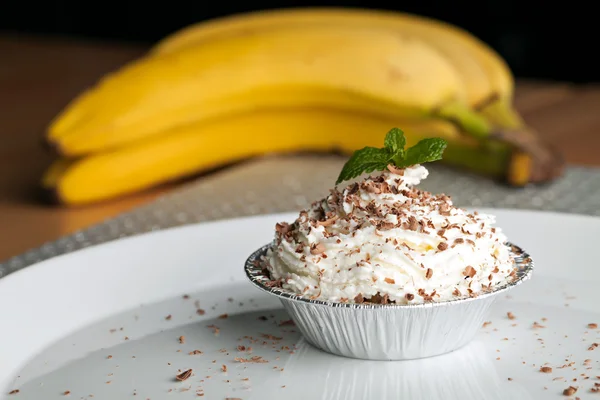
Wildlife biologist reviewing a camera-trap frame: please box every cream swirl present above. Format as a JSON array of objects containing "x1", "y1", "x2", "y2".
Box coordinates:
[{"x1": 263, "y1": 165, "x2": 515, "y2": 304}]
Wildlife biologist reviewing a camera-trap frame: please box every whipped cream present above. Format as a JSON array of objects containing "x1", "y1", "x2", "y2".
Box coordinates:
[{"x1": 263, "y1": 165, "x2": 516, "y2": 304}]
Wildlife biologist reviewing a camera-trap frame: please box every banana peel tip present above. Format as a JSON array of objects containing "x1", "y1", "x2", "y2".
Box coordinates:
[
  {"x1": 38, "y1": 186, "x2": 63, "y2": 206},
  {"x1": 41, "y1": 136, "x2": 63, "y2": 155}
]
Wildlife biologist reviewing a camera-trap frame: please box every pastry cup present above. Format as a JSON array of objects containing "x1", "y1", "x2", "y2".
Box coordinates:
[{"x1": 245, "y1": 242, "x2": 533, "y2": 361}]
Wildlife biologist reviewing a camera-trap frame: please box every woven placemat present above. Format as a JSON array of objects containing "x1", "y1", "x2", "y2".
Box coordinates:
[{"x1": 2, "y1": 154, "x2": 599, "y2": 277}]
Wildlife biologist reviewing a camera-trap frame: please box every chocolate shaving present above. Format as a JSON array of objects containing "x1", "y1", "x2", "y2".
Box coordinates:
[
  {"x1": 234, "y1": 356, "x2": 268, "y2": 363},
  {"x1": 563, "y1": 386, "x2": 577, "y2": 396},
  {"x1": 361, "y1": 181, "x2": 381, "y2": 194},
  {"x1": 176, "y1": 369, "x2": 193, "y2": 381},
  {"x1": 416, "y1": 288, "x2": 436, "y2": 301},
  {"x1": 463, "y1": 266, "x2": 476, "y2": 278},
  {"x1": 381, "y1": 293, "x2": 390, "y2": 304},
  {"x1": 264, "y1": 279, "x2": 283, "y2": 288},
  {"x1": 540, "y1": 366, "x2": 553, "y2": 373},
  {"x1": 310, "y1": 243, "x2": 326, "y2": 255},
  {"x1": 588, "y1": 323, "x2": 598, "y2": 329},
  {"x1": 354, "y1": 293, "x2": 365, "y2": 303},
  {"x1": 437, "y1": 242, "x2": 448, "y2": 251},
  {"x1": 377, "y1": 221, "x2": 396, "y2": 231},
  {"x1": 384, "y1": 277, "x2": 395, "y2": 284},
  {"x1": 405, "y1": 293, "x2": 414, "y2": 301},
  {"x1": 316, "y1": 216, "x2": 338, "y2": 227},
  {"x1": 367, "y1": 292, "x2": 392, "y2": 305},
  {"x1": 347, "y1": 183, "x2": 359, "y2": 195},
  {"x1": 387, "y1": 164, "x2": 405, "y2": 175},
  {"x1": 425, "y1": 268, "x2": 433, "y2": 279},
  {"x1": 380, "y1": 181, "x2": 392, "y2": 193},
  {"x1": 261, "y1": 334, "x2": 283, "y2": 340},
  {"x1": 275, "y1": 222, "x2": 292, "y2": 235},
  {"x1": 439, "y1": 203, "x2": 450, "y2": 214},
  {"x1": 407, "y1": 216, "x2": 419, "y2": 231}
]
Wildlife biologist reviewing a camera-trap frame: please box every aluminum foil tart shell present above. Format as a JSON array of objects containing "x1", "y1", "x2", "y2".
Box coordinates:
[{"x1": 245, "y1": 242, "x2": 534, "y2": 361}]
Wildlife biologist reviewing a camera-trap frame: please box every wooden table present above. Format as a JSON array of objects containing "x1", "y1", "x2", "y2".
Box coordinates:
[{"x1": 1, "y1": 34, "x2": 599, "y2": 262}]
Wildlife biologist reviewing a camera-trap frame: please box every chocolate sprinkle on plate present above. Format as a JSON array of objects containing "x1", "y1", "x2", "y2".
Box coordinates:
[
  {"x1": 563, "y1": 386, "x2": 577, "y2": 396},
  {"x1": 176, "y1": 369, "x2": 192, "y2": 381}
]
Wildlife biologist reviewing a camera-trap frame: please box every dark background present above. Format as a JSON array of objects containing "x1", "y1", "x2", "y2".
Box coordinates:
[{"x1": 1, "y1": 1, "x2": 595, "y2": 83}]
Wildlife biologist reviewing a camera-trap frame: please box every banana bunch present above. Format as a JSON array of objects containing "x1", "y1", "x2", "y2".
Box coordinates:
[{"x1": 42, "y1": 7, "x2": 563, "y2": 205}]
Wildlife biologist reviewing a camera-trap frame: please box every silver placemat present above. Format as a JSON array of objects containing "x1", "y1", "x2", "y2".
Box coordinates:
[{"x1": 2, "y1": 154, "x2": 599, "y2": 278}]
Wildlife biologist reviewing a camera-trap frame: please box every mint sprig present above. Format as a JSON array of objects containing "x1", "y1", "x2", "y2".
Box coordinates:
[{"x1": 335, "y1": 128, "x2": 447, "y2": 185}]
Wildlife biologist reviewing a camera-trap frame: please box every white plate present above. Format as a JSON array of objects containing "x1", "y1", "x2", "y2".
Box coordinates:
[{"x1": 1, "y1": 209, "x2": 599, "y2": 400}]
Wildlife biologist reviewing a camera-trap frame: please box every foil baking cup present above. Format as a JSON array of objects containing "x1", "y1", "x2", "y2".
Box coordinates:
[{"x1": 245, "y1": 242, "x2": 534, "y2": 361}]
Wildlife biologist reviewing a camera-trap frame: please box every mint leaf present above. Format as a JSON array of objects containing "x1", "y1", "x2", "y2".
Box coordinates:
[
  {"x1": 335, "y1": 128, "x2": 447, "y2": 185},
  {"x1": 383, "y1": 128, "x2": 406, "y2": 156},
  {"x1": 396, "y1": 138, "x2": 448, "y2": 168},
  {"x1": 335, "y1": 147, "x2": 393, "y2": 184}
]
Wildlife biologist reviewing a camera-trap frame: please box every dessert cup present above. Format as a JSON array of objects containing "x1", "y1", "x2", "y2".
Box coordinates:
[{"x1": 245, "y1": 242, "x2": 533, "y2": 361}]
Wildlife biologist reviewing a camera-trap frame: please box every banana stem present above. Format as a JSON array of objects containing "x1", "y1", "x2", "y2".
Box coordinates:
[
  {"x1": 442, "y1": 139, "x2": 511, "y2": 179},
  {"x1": 477, "y1": 97, "x2": 565, "y2": 184},
  {"x1": 477, "y1": 96, "x2": 524, "y2": 129},
  {"x1": 435, "y1": 99, "x2": 563, "y2": 185},
  {"x1": 434, "y1": 101, "x2": 491, "y2": 139}
]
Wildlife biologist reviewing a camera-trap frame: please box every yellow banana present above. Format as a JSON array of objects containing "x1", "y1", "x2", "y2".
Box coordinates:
[
  {"x1": 40, "y1": 158, "x2": 77, "y2": 188},
  {"x1": 43, "y1": 109, "x2": 521, "y2": 206},
  {"x1": 151, "y1": 7, "x2": 513, "y2": 121},
  {"x1": 46, "y1": 11, "x2": 563, "y2": 184},
  {"x1": 48, "y1": 26, "x2": 498, "y2": 156}
]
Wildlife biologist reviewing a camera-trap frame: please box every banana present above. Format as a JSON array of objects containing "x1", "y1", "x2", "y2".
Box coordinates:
[
  {"x1": 151, "y1": 7, "x2": 514, "y2": 123},
  {"x1": 48, "y1": 25, "x2": 496, "y2": 156},
  {"x1": 40, "y1": 158, "x2": 76, "y2": 189},
  {"x1": 43, "y1": 109, "x2": 522, "y2": 205},
  {"x1": 45, "y1": 10, "x2": 564, "y2": 187}
]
